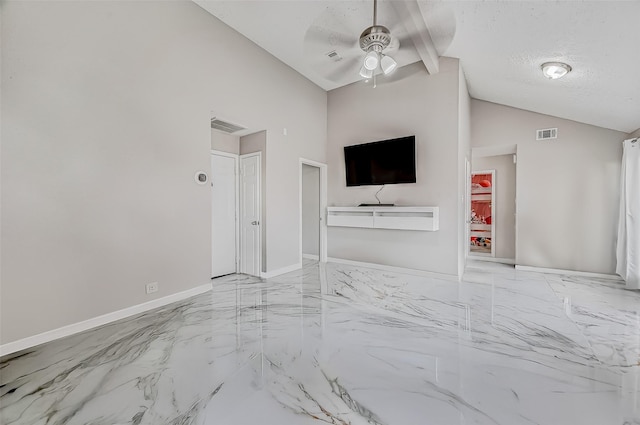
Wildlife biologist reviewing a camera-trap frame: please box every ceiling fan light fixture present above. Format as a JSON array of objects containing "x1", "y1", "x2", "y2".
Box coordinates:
[
  {"x1": 359, "y1": 65, "x2": 373, "y2": 79},
  {"x1": 380, "y1": 55, "x2": 397, "y2": 75},
  {"x1": 364, "y1": 51, "x2": 379, "y2": 70},
  {"x1": 541, "y1": 62, "x2": 572, "y2": 79},
  {"x1": 357, "y1": 0, "x2": 397, "y2": 85}
]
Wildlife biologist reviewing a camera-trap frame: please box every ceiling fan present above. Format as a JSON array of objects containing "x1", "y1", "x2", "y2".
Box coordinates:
[
  {"x1": 303, "y1": 0, "x2": 455, "y2": 88},
  {"x1": 302, "y1": 0, "x2": 416, "y2": 87},
  {"x1": 357, "y1": 0, "x2": 398, "y2": 81}
]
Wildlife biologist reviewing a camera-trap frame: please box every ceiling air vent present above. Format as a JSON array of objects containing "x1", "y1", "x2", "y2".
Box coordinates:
[
  {"x1": 210, "y1": 117, "x2": 246, "y2": 134},
  {"x1": 536, "y1": 128, "x2": 558, "y2": 140},
  {"x1": 326, "y1": 50, "x2": 342, "y2": 62}
]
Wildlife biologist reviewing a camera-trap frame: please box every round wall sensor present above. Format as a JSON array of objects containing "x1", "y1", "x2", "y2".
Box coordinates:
[{"x1": 195, "y1": 171, "x2": 208, "y2": 185}]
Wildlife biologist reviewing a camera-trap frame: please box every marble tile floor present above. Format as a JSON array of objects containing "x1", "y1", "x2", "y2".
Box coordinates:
[{"x1": 1, "y1": 260, "x2": 639, "y2": 425}]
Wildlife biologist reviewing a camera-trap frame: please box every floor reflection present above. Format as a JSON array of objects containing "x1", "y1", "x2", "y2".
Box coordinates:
[{"x1": 1, "y1": 260, "x2": 638, "y2": 425}]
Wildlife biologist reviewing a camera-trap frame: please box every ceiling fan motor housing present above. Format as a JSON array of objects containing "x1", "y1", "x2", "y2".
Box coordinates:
[{"x1": 359, "y1": 25, "x2": 392, "y2": 53}]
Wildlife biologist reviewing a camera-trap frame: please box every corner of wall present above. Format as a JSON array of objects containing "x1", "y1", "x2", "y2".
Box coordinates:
[{"x1": 457, "y1": 61, "x2": 472, "y2": 278}]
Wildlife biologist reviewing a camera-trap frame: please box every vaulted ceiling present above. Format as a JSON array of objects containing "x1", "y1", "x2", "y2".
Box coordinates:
[{"x1": 195, "y1": 0, "x2": 640, "y2": 133}]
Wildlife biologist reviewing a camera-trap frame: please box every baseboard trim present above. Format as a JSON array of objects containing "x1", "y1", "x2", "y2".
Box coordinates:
[
  {"x1": 302, "y1": 254, "x2": 320, "y2": 260},
  {"x1": 0, "y1": 283, "x2": 212, "y2": 357},
  {"x1": 469, "y1": 257, "x2": 516, "y2": 265},
  {"x1": 515, "y1": 265, "x2": 621, "y2": 280},
  {"x1": 261, "y1": 263, "x2": 301, "y2": 279},
  {"x1": 327, "y1": 257, "x2": 459, "y2": 281}
]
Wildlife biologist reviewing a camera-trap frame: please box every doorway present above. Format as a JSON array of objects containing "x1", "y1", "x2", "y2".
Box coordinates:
[
  {"x1": 470, "y1": 150, "x2": 517, "y2": 264},
  {"x1": 302, "y1": 164, "x2": 320, "y2": 261},
  {"x1": 299, "y1": 159, "x2": 327, "y2": 264}
]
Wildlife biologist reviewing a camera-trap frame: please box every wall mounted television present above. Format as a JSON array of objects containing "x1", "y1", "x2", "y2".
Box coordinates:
[{"x1": 344, "y1": 136, "x2": 416, "y2": 187}]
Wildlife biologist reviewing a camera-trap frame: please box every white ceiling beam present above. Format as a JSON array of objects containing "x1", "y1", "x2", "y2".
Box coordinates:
[{"x1": 391, "y1": 0, "x2": 439, "y2": 74}]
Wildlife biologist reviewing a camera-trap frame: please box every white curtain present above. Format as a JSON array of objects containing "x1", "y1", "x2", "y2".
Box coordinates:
[{"x1": 616, "y1": 138, "x2": 640, "y2": 289}]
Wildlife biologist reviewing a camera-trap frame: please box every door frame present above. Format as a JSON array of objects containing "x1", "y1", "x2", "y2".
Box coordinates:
[
  {"x1": 471, "y1": 145, "x2": 518, "y2": 265},
  {"x1": 465, "y1": 158, "x2": 471, "y2": 261},
  {"x1": 299, "y1": 158, "x2": 328, "y2": 264},
  {"x1": 240, "y1": 152, "x2": 262, "y2": 276},
  {"x1": 211, "y1": 150, "x2": 239, "y2": 276},
  {"x1": 513, "y1": 152, "x2": 518, "y2": 266}
]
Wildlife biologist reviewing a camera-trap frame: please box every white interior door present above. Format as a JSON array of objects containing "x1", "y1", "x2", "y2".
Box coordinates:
[
  {"x1": 211, "y1": 153, "x2": 238, "y2": 277},
  {"x1": 240, "y1": 154, "x2": 261, "y2": 276}
]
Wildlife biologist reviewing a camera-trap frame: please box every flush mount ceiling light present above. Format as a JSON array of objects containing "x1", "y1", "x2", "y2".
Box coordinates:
[
  {"x1": 358, "y1": 0, "x2": 398, "y2": 85},
  {"x1": 541, "y1": 62, "x2": 572, "y2": 80}
]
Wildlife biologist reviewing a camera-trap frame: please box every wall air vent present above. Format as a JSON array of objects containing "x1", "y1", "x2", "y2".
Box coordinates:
[
  {"x1": 210, "y1": 117, "x2": 246, "y2": 134},
  {"x1": 536, "y1": 128, "x2": 558, "y2": 140}
]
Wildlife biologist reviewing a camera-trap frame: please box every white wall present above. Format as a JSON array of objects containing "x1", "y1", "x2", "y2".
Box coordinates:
[
  {"x1": 302, "y1": 164, "x2": 320, "y2": 257},
  {"x1": 211, "y1": 131, "x2": 239, "y2": 155},
  {"x1": 471, "y1": 100, "x2": 626, "y2": 273},
  {"x1": 240, "y1": 131, "x2": 267, "y2": 272},
  {"x1": 629, "y1": 128, "x2": 640, "y2": 138},
  {"x1": 472, "y1": 155, "x2": 516, "y2": 260},
  {"x1": 326, "y1": 58, "x2": 465, "y2": 276},
  {"x1": 1, "y1": 1, "x2": 326, "y2": 344}
]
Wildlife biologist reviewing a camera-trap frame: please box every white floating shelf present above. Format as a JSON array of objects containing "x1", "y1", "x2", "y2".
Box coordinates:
[{"x1": 327, "y1": 206, "x2": 439, "y2": 231}]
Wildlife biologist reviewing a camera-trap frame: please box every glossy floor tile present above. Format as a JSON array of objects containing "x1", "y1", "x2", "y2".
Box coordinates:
[{"x1": 1, "y1": 260, "x2": 639, "y2": 424}]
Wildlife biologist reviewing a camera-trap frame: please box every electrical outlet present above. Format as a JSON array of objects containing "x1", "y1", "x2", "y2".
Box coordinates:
[{"x1": 145, "y1": 282, "x2": 158, "y2": 294}]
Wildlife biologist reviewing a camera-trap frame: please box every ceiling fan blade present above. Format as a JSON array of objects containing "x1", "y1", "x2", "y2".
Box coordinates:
[
  {"x1": 303, "y1": 4, "x2": 366, "y2": 83},
  {"x1": 418, "y1": 2, "x2": 457, "y2": 55},
  {"x1": 304, "y1": 45, "x2": 362, "y2": 73},
  {"x1": 304, "y1": 25, "x2": 357, "y2": 52},
  {"x1": 387, "y1": 2, "x2": 456, "y2": 58},
  {"x1": 375, "y1": 62, "x2": 424, "y2": 86},
  {"x1": 383, "y1": 34, "x2": 402, "y2": 55},
  {"x1": 324, "y1": 56, "x2": 362, "y2": 82}
]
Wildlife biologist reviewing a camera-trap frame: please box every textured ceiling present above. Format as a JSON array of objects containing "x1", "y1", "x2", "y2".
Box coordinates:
[{"x1": 195, "y1": 0, "x2": 640, "y2": 133}]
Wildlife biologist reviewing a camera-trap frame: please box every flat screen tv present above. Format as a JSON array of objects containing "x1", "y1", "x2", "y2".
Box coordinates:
[{"x1": 344, "y1": 136, "x2": 416, "y2": 187}]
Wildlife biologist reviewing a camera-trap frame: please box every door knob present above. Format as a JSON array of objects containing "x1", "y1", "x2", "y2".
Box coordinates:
[{"x1": 251, "y1": 221, "x2": 259, "y2": 225}]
